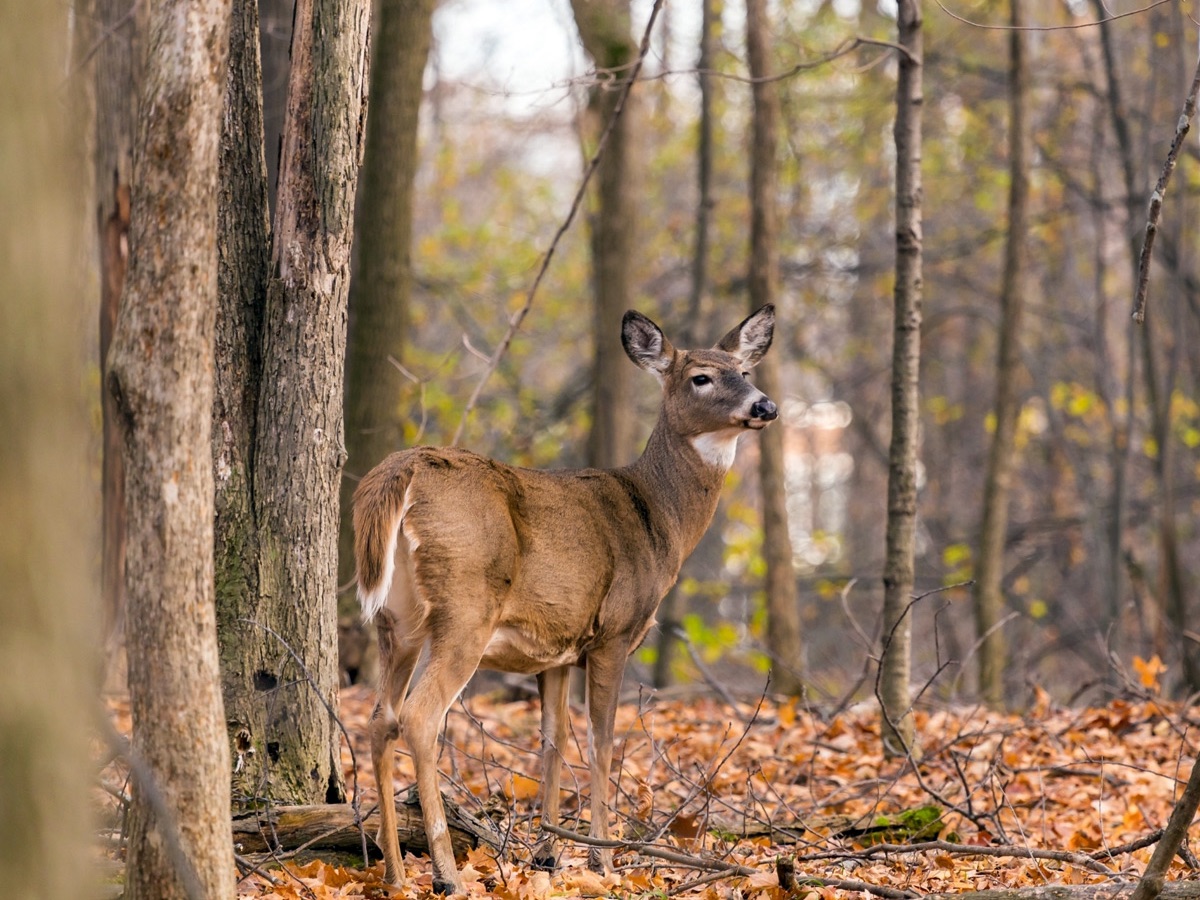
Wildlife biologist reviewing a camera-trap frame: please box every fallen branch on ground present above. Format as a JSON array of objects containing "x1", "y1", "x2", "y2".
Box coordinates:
[{"x1": 231, "y1": 795, "x2": 502, "y2": 860}]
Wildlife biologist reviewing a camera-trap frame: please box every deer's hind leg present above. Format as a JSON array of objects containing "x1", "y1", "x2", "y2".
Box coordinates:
[
  {"x1": 369, "y1": 608, "x2": 422, "y2": 886},
  {"x1": 400, "y1": 603, "x2": 499, "y2": 895}
]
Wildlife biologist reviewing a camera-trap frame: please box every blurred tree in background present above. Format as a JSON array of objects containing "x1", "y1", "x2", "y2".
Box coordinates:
[
  {"x1": 375, "y1": 0, "x2": 1200, "y2": 709},
  {"x1": 86, "y1": 0, "x2": 1200, "y2": 728}
]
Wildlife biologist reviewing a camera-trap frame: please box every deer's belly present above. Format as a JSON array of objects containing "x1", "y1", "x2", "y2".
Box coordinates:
[{"x1": 479, "y1": 626, "x2": 581, "y2": 674}]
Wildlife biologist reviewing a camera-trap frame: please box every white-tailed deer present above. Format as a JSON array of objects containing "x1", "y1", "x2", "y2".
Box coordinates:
[{"x1": 354, "y1": 305, "x2": 778, "y2": 893}]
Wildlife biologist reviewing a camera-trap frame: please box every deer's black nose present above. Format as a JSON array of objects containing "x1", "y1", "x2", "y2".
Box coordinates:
[{"x1": 750, "y1": 398, "x2": 777, "y2": 421}]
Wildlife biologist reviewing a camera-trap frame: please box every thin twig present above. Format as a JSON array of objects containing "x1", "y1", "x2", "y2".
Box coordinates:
[
  {"x1": 935, "y1": 0, "x2": 1175, "y2": 32},
  {"x1": 799, "y1": 838, "x2": 1115, "y2": 876},
  {"x1": 61, "y1": 0, "x2": 142, "y2": 86},
  {"x1": 235, "y1": 852, "x2": 282, "y2": 887},
  {"x1": 541, "y1": 821, "x2": 758, "y2": 874},
  {"x1": 1131, "y1": 48, "x2": 1200, "y2": 324},
  {"x1": 689, "y1": 35, "x2": 915, "y2": 82},
  {"x1": 674, "y1": 626, "x2": 758, "y2": 721},
  {"x1": 449, "y1": 0, "x2": 666, "y2": 446}
]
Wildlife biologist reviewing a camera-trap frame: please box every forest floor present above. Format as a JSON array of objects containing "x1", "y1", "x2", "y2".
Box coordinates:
[{"x1": 103, "y1": 682, "x2": 1200, "y2": 899}]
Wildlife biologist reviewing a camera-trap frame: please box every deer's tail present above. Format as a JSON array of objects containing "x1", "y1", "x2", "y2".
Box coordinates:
[{"x1": 353, "y1": 453, "x2": 413, "y2": 622}]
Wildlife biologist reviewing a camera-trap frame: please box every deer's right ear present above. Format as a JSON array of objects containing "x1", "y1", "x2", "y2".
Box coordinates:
[{"x1": 622, "y1": 310, "x2": 675, "y2": 379}]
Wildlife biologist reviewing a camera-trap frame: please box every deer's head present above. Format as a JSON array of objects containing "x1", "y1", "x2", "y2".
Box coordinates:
[{"x1": 621, "y1": 305, "x2": 778, "y2": 454}]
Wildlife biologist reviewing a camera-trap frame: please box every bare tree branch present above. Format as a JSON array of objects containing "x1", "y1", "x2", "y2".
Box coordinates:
[{"x1": 1131, "y1": 48, "x2": 1200, "y2": 324}]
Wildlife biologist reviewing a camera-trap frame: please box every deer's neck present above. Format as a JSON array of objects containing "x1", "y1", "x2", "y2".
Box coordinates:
[{"x1": 624, "y1": 417, "x2": 735, "y2": 564}]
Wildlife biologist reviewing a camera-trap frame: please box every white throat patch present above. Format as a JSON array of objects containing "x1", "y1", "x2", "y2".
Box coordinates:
[{"x1": 690, "y1": 430, "x2": 741, "y2": 470}]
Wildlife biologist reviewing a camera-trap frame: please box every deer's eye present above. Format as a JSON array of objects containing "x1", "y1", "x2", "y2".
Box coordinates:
[{"x1": 691, "y1": 374, "x2": 712, "y2": 387}]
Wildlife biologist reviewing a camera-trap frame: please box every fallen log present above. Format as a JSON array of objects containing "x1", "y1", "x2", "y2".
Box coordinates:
[{"x1": 231, "y1": 793, "x2": 502, "y2": 860}]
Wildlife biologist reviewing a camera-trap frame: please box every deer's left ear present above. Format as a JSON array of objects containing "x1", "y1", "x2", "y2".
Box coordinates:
[{"x1": 715, "y1": 304, "x2": 774, "y2": 367}]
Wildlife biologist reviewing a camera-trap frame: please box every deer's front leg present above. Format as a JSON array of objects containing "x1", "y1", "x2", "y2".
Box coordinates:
[
  {"x1": 532, "y1": 665, "x2": 571, "y2": 870},
  {"x1": 583, "y1": 648, "x2": 625, "y2": 874}
]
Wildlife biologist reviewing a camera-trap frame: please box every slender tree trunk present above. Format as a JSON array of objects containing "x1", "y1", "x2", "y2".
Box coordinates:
[
  {"x1": 105, "y1": 0, "x2": 236, "y2": 894},
  {"x1": 214, "y1": 0, "x2": 274, "y2": 807},
  {"x1": 746, "y1": 0, "x2": 803, "y2": 697},
  {"x1": 571, "y1": 0, "x2": 639, "y2": 469},
  {"x1": 0, "y1": 3, "x2": 98, "y2": 895},
  {"x1": 1143, "y1": 312, "x2": 1195, "y2": 688},
  {"x1": 1140, "y1": 4, "x2": 1195, "y2": 693},
  {"x1": 250, "y1": 0, "x2": 371, "y2": 804},
  {"x1": 1092, "y1": 0, "x2": 1139, "y2": 665},
  {"x1": 879, "y1": 0, "x2": 923, "y2": 758},
  {"x1": 973, "y1": 0, "x2": 1029, "y2": 708},
  {"x1": 341, "y1": 0, "x2": 436, "y2": 587},
  {"x1": 654, "y1": 0, "x2": 716, "y2": 690},
  {"x1": 686, "y1": 0, "x2": 715, "y2": 341},
  {"x1": 93, "y1": 0, "x2": 140, "y2": 685},
  {"x1": 1093, "y1": 0, "x2": 1196, "y2": 692}
]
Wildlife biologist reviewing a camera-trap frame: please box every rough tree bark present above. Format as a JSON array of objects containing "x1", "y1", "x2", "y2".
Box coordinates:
[
  {"x1": 252, "y1": 0, "x2": 371, "y2": 804},
  {"x1": 104, "y1": 0, "x2": 237, "y2": 894},
  {"x1": 879, "y1": 0, "x2": 924, "y2": 758},
  {"x1": 0, "y1": 3, "x2": 97, "y2": 895},
  {"x1": 746, "y1": 0, "x2": 804, "y2": 697},
  {"x1": 973, "y1": 0, "x2": 1029, "y2": 708},
  {"x1": 570, "y1": 0, "x2": 640, "y2": 469},
  {"x1": 213, "y1": 0, "x2": 274, "y2": 808},
  {"x1": 340, "y1": 0, "x2": 436, "y2": 589},
  {"x1": 93, "y1": 0, "x2": 141, "y2": 684},
  {"x1": 214, "y1": 0, "x2": 370, "y2": 808}
]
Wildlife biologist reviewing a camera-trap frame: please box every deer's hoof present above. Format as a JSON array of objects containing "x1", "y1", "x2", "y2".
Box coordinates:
[
  {"x1": 432, "y1": 877, "x2": 461, "y2": 896},
  {"x1": 587, "y1": 847, "x2": 613, "y2": 875},
  {"x1": 531, "y1": 837, "x2": 560, "y2": 871}
]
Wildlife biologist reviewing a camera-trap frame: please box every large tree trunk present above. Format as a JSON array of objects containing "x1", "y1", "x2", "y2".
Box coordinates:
[
  {"x1": 105, "y1": 0, "x2": 236, "y2": 894},
  {"x1": 340, "y1": 0, "x2": 435, "y2": 590},
  {"x1": 973, "y1": 0, "x2": 1029, "y2": 708},
  {"x1": 214, "y1": 0, "x2": 370, "y2": 808},
  {"x1": 746, "y1": 0, "x2": 803, "y2": 697},
  {"x1": 93, "y1": 0, "x2": 141, "y2": 687},
  {"x1": 214, "y1": 0, "x2": 274, "y2": 808},
  {"x1": 879, "y1": 0, "x2": 923, "y2": 758},
  {"x1": 0, "y1": 3, "x2": 98, "y2": 896},
  {"x1": 250, "y1": 0, "x2": 371, "y2": 804},
  {"x1": 571, "y1": 0, "x2": 639, "y2": 469}
]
